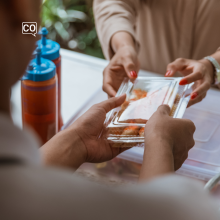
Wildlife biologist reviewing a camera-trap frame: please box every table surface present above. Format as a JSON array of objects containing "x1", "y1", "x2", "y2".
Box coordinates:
[{"x1": 10, "y1": 49, "x2": 220, "y2": 196}]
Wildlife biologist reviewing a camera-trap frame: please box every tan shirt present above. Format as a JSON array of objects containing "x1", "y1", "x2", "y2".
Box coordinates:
[{"x1": 94, "y1": 0, "x2": 220, "y2": 74}]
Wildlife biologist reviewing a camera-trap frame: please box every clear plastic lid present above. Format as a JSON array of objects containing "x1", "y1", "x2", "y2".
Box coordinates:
[{"x1": 101, "y1": 77, "x2": 192, "y2": 147}]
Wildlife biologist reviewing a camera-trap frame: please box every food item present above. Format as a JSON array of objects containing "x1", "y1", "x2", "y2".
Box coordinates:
[
  {"x1": 122, "y1": 126, "x2": 140, "y2": 136},
  {"x1": 170, "y1": 104, "x2": 178, "y2": 116},
  {"x1": 139, "y1": 127, "x2": 145, "y2": 137},
  {"x1": 102, "y1": 77, "x2": 191, "y2": 148},
  {"x1": 118, "y1": 85, "x2": 169, "y2": 124},
  {"x1": 107, "y1": 126, "x2": 125, "y2": 136}
]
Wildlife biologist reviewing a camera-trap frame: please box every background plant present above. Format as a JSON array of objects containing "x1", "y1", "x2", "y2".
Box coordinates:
[{"x1": 41, "y1": 0, "x2": 104, "y2": 58}]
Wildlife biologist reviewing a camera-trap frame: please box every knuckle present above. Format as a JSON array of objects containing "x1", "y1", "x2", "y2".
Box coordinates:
[
  {"x1": 125, "y1": 62, "x2": 135, "y2": 70},
  {"x1": 167, "y1": 63, "x2": 175, "y2": 69},
  {"x1": 183, "y1": 152, "x2": 188, "y2": 160},
  {"x1": 175, "y1": 58, "x2": 185, "y2": 63},
  {"x1": 189, "y1": 121, "x2": 196, "y2": 132},
  {"x1": 198, "y1": 96, "x2": 203, "y2": 102},
  {"x1": 184, "y1": 119, "x2": 192, "y2": 125},
  {"x1": 204, "y1": 82, "x2": 211, "y2": 89},
  {"x1": 191, "y1": 139, "x2": 195, "y2": 147},
  {"x1": 197, "y1": 71, "x2": 203, "y2": 79}
]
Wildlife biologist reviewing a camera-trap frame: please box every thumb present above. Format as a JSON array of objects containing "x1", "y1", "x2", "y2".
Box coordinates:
[
  {"x1": 97, "y1": 94, "x2": 126, "y2": 113},
  {"x1": 157, "y1": 104, "x2": 171, "y2": 116}
]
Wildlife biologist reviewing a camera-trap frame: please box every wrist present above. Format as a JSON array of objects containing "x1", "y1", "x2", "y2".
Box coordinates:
[
  {"x1": 111, "y1": 31, "x2": 136, "y2": 53},
  {"x1": 144, "y1": 137, "x2": 173, "y2": 159},
  {"x1": 40, "y1": 128, "x2": 87, "y2": 170},
  {"x1": 199, "y1": 59, "x2": 215, "y2": 84},
  {"x1": 140, "y1": 138, "x2": 174, "y2": 181}
]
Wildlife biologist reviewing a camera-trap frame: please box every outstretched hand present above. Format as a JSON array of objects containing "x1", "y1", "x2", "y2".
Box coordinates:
[
  {"x1": 103, "y1": 45, "x2": 140, "y2": 97},
  {"x1": 166, "y1": 58, "x2": 214, "y2": 107},
  {"x1": 140, "y1": 105, "x2": 195, "y2": 181},
  {"x1": 70, "y1": 94, "x2": 129, "y2": 163}
]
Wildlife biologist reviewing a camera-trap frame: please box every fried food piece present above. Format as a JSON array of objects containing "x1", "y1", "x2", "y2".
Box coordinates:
[
  {"x1": 132, "y1": 89, "x2": 147, "y2": 100},
  {"x1": 122, "y1": 126, "x2": 140, "y2": 136},
  {"x1": 111, "y1": 142, "x2": 138, "y2": 148},
  {"x1": 140, "y1": 91, "x2": 147, "y2": 99},
  {"x1": 139, "y1": 127, "x2": 145, "y2": 137},
  {"x1": 170, "y1": 104, "x2": 177, "y2": 116},
  {"x1": 107, "y1": 126, "x2": 125, "y2": 135},
  {"x1": 174, "y1": 94, "x2": 180, "y2": 104},
  {"x1": 121, "y1": 100, "x2": 130, "y2": 111}
]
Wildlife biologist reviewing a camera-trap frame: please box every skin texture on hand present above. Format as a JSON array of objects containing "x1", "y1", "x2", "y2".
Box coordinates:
[
  {"x1": 41, "y1": 94, "x2": 129, "y2": 170},
  {"x1": 139, "y1": 105, "x2": 195, "y2": 181},
  {"x1": 166, "y1": 58, "x2": 215, "y2": 107},
  {"x1": 103, "y1": 32, "x2": 140, "y2": 97}
]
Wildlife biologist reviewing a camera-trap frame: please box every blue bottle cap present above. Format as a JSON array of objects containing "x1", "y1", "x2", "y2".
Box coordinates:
[
  {"x1": 37, "y1": 27, "x2": 60, "y2": 61},
  {"x1": 23, "y1": 47, "x2": 56, "y2": 82}
]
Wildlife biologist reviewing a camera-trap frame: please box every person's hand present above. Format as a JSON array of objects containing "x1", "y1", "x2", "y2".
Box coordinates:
[
  {"x1": 139, "y1": 105, "x2": 195, "y2": 181},
  {"x1": 69, "y1": 94, "x2": 129, "y2": 163},
  {"x1": 144, "y1": 105, "x2": 195, "y2": 171},
  {"x1": 103, "y1": 45, "x2": 140, "y2": 97},
  {"x1": 165, "y1": 58, "x2": 215, "y2": 107},
  {"x1": 41, "y1": 94, "x2": 129, "y2": 169}
]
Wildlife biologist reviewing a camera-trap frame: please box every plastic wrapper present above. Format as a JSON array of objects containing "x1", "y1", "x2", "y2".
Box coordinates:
[{"x1": 100, "y1": 77, "x2": 192, "y2": 148}]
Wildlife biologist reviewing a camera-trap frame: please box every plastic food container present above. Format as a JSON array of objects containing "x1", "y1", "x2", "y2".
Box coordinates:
[{"x1": 100, "y1": 77, "x2": 192, "y2": 148}]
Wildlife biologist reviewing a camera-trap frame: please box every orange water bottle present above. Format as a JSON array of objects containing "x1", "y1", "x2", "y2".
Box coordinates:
[
  {"x1": 21, "y1": 47, "x2": 57, "y2": 144},
  {"x1": 37, "y1": 27, "x2": 63, "y2": 130}
]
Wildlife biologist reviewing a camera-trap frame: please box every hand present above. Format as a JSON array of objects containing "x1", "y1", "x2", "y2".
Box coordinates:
[
  {"x1": 69, "y1": 94, "x2": 129, "y2": 163},
  {"x1": 166, "y1": 58, "x2": 214, "y2": 107},
  {"x1": 139, "y1": 105, "x2": 195, "y2": 181},
  {"x1": 145, "y1": 105, "x2": 195, "y2": 170},
  {"x1": 41, "y1": 94, "x2": 128, "y2": 169},
  {"x1": 103, "y1": 45, "x2": 140, "y2": 97}
]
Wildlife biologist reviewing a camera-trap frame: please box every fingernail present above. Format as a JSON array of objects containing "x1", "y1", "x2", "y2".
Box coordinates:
[
  {"x1": 165, "y1": 70, "x2": 171, "y2": 77},
  {"x1": 191, "y1": 92, "x2": 198, "y2": 100},
  {"x1": 179, "y1": 78, "x2": 188, "y2": 85},
  {"x1": 130, "y1": 71, "x2": 137, "y2": 78}
]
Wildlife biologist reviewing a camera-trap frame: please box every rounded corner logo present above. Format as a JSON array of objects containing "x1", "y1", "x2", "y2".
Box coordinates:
[{"x1": 22, "y1": 22, "x2": 37, "y2": 37}]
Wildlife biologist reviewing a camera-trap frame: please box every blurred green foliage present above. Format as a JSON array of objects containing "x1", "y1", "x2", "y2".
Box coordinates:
[{"x1": 41, "y1": 0, "x2": 104, "y2": 59}]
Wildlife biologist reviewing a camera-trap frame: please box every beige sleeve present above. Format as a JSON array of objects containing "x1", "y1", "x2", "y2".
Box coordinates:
[{"x1": 93, "y1": 0, "x2": 140, "y2": 60}]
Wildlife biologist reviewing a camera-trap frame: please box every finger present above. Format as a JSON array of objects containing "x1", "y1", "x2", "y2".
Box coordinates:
[
  {"x1": 187, "y1": 93, "x2": 206, "y2": 107},
  {"x1": 118, "y1": 147, "x2": 131, "y2": 154},
  {"x1": 189, "y1": 139, "x2": 195, "y2": 149},
  {"x1": 189, "y1": 82, "x2": 210, "y2": 100},
  {"x1": 97, "y1": 94, "x2": 126, "y2": 113},
  {"x1": 123, "y1": 59, "x2": 139, "y2": 79},
  {"x1": 182, "y1": 119, "x2": 196, "y2": 133},
  {"x1": 166, "y1": 58, "x2": 189, "y2": 77},
  {"x1": 157, "y1": 104, "x2": 171, "y2": 115},
  {"x1": 179, "y1": 65, "x2": 205, "y2": 85},
  {"x1": 102, "y1": 83, "x2": 117, "y2": 97}
]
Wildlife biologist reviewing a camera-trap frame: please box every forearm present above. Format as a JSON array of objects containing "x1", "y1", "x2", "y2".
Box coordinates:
[
  {"x1": 40, "y1": 128, "x2": 86, "y2": 170},
  {"x1": 111, "y1": 31, "x2": 136, "y2": 53},
  {"x1": 139, "y1": 138, "x2": 174, "y2": 182}
]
